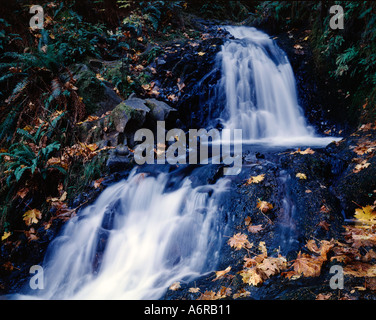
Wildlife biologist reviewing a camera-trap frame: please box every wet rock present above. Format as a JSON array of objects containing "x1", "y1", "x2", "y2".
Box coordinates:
[
  {"x1": 145, "y1": 98, "x2": 177, "y2": 123},
  {"x1": 106, "y1": 150, "x2": 133, "y2": 173}
]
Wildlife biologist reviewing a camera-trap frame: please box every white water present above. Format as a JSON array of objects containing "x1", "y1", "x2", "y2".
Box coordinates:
[
  {"x1": 17, "y1": 172, "x2": 228, "y2": 300},
  {"x1": 219, "y1": 26, "x2": 339, "y2": 146},
  {"x1": 12, "y1": 27, "x2": 342, "y2": 301}
]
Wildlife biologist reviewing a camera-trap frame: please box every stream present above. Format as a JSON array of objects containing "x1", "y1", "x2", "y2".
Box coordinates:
[{"x1": 15, "y1": 26, "x2": 340, "y2": 300}]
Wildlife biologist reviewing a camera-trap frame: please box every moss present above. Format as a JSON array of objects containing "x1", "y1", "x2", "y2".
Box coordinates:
[{"x1": 73, "y1": 65, "x2": 106, "y2": 115}]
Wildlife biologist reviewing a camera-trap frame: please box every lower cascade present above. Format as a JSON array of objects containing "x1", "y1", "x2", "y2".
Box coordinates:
[{"x1": 18, "y1": 171, "x2": 229, "y2": 299}]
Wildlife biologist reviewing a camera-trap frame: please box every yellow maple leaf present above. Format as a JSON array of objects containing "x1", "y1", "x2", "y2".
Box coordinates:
[
  {"x1": 169, "y1": 282, "x2": 181, "y2": 291},
  {"x1": 23, "y1": 209, "x2": 42, "y2": 226},
  {"x1": 245, "y1": 174, "x2": 265, "y2": 185},
  {"x1": 296, "y1": 173, "x2": 307, "y2": 180},
  {"x1": 354, "y1": 206, "x2": 376, "y2": 225},
  {"x1": 228, "y1": 233, "x2": 252, "y2": 251},
  {"x1": 188, "y1": 287, "x2": 200, "y2": 293},
  {"x1": 1, "y1": 232, "x2": 11, "y2": 241},
  {"x1": 240, "y1": 268, "x2": 264, "y2": 287}
]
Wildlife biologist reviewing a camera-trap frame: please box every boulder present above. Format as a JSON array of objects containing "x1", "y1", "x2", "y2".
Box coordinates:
[
  {"x1": 109, "y1": 98, "x2": 150, "y2": 133},
  {"x1": 145, "y1": 98, "x2": 177, "y2": 122},
  {"x1": 71, "y1": 64, "x2": 122, "y2": 115}
]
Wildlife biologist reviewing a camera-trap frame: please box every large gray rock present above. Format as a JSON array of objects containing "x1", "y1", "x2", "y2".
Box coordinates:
[
  {"x1": 109, "y1": 98, "x2": 150, "y2": 133},
  {"x1": 145, "y1": 98, "x2": 177, "y2": 122}
]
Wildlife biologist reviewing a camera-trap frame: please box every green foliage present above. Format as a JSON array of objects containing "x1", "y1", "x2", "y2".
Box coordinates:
[
  {"x1": 194, "y1": 1, "x2": 250, "y2": 22},
  {"x1": 253, "y1": 1, "x2": 376, "y2": 122},
  {"x1": 50, "y1": 9, "x2": 105, "y2": 65},
  {"x1": 0, "y1": 114, "x2": 66, "y2": 186}
]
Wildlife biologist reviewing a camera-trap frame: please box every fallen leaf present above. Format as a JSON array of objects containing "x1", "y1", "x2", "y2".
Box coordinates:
[
  {"x1": 296, "y1": 173, "x2": 307, "y2": 180},
  {"x1": 353, "y1": 160, "x2": 371, "y2": 173},
  {"x1": 354, "y1": 206, "x2": 376, "y2": 225},
  {"x1": 245, "y1": 216, "x2": 252, "y2": 226},
  {"x1": 169, "y1": 282, "x2": 181, "y2": 291},
  {"x1": 245, "y1": 174, "x2": 265, "y2": 185},
  {"x1": 248, "y1": 224, "x2": 264, "y2": 234},
  {"x1": 240, "y1": 268, "x2": 264, "y2": 287},
  {"x1": 189, "y1": 287, "x2": 200, "y2": 293},
  {"x1": 292, "y1": 148, "x2": 315, "y2": 155},
  {"x1": 23, "y1": 209, "x2": 42, "y2": 226},
  {"x1": 228, "y1": 233, "x2": 252, "y2": 251},
  {"x1": 197, "y1": 291, "x2": 217, "y2": 300},
  {"x1": 256, "y1": 200, "x2": 273, "y2": 214},
  {"x1": 213, "y1": 266, "x2": 232, "y2": 281},
  {"x1": 1, "y1": 232, "x2": 11, "y2": 241},
  {"x1": 94, "y1": 178, "x2": 105, "y2": 189},
  {"x1": 318, "y1": 221, "x2": 331, "y2": 231},
  {"x1": 17, "y1": 188, "x2": 29, "y2": 199},
  {"x1": 233, "y1": 289, "x2": 251, "y2": 299},
  {"x1": 316, "y1": 293, "x2": 332, "y2": 300},
  {"x1": 291, "y1": 252, "x2": 325, "y2": 278}
]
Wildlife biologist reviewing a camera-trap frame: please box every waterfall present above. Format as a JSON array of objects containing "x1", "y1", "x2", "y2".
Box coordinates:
[
  {"x1": 218, "y1": 27, "x2": 334, "y2": 146},
  {"x1": 11, "y1": 27, "x2": 341, "y2": 301},
  {"x1": 17, "y1": 171, "x2": 229, "y2": 300}
]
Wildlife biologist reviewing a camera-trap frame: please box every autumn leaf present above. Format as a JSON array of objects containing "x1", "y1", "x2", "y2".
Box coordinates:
[
  {"x1": 258, "y1": 241, "x2": 268, "y2": 257},
  {"x1": 318, "y1": 221, "x2": 331, "y2": 231},
  {"x1": 296, "y1": 173, "x2": 307, "y2": 180},
  {"x1": 245, "y1": 174, "x2": 265, "y2": 185},
  {"x1": 257, "y1": 256, "x2": 287, "y2": 278},
  {"x1": 290, "y1": 251, "x2": 325, "y2": 278},
  {"x1": 169, "y1": 282, "x2": 181, "y2": 291},
  {"x1": 94, "y1": 178, "x2": 105, "y2": 189},
  {"x1": 354, "y1": 205, "x2": 376, "y2": 225},
  {"x1": 23, "y1": 209, "x2": 42, "y2": 226},
  {"x1": 353, "y1": 160, "x2": 371, "y2": 173},
  {"x1": 344, "y1": 262, "x2": 376, "y2": 278},
  {"x1": 25, "y1": 228, "x2": 38, "y2": 242},
  {"x1": 197, "y1": 52, "x2": 206, "y2": 56},
  {"x1": 17, "y1": 188, "x2": 29, "y2": 199},
  {"x1": 189, "y1": 287, "x2": 200, "y2": 293},
  {"x1": 292, "y1": 148, "x2": 315, "y2": 155},
  {"x1": 216, "y1": 286, "x2": 232, "y2": 300},
  {"x1": 1, "y1": 232, "x2": 11, "y2": 241},
  {"x1": 240, "y1": 268, "x2": 264, "y2": 287},
  {"x1": 248, "y1": 224, "x2": 264, "y2": 234},
  {"x1": 213, "y1": 266, "x2": 231, "y2": 281},
  {"x1": 233, "y1": 289, "x2": 250, "y2": 299},
  {"x1": 197, "y1": 291, "x2": 217, "y2": 301},
  {"x1": 353, "y1": 140, "x2": 376, "y2": 156},
  {"x1": 316, "y1": 293, "x2": 333, "y2": 300},
  {"x1": 305, "y1": 239, "x2": 334, "y2": 260},
  {"x1": 245, "y1": 216, "x2": 252, "y2": 227},
  {"x1": 228, "y1": 233, "x2": 252, "y2": 251},
  {"x1": 256, "y1": 200, "x2": 273, "y2": 214}
]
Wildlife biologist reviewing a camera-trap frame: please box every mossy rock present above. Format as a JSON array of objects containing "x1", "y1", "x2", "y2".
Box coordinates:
[
  {"x1": 72, "y1": 64, "x2": 122, "y2": 116},
  {"x1": 109, "y1": 99, "x2": 150, "y2": 133}
]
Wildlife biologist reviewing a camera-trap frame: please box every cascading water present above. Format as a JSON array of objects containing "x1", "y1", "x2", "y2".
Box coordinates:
[
  {"x1": 12, "y1": 26, "x2": 340, "y2": 301},
  {"x1": 16, "y1": 171, "x2": 229, "y2": 300},
  {"x1": 218, "y1": 27, "x2": 332, "y2": 145}
]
